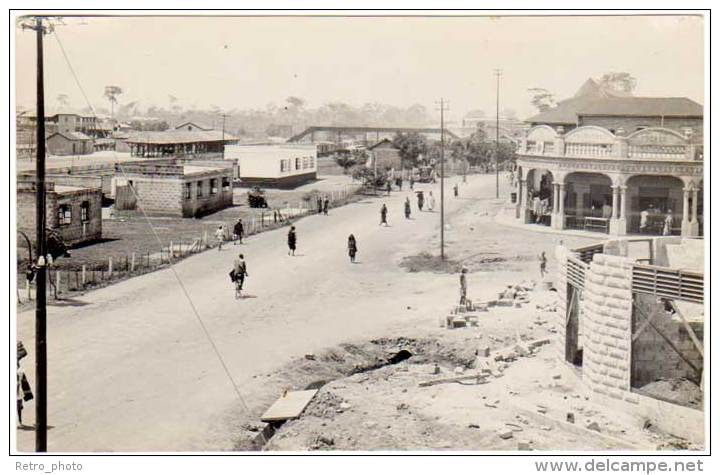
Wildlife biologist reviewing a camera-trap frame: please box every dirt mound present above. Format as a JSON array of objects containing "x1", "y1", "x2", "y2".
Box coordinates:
[{"x1": 637, "y1": 378, "x2": 703, "y2": 408}]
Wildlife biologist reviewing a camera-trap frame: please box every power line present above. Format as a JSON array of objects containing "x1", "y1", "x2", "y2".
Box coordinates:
[{"x1": 51, "y1": 27, "x2": 250, "y2": 413}]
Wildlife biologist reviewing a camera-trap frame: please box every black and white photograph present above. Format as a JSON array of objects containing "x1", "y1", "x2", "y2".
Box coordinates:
[{"x1": 8, "y1": 5, "x2": 712, "y2": 468}]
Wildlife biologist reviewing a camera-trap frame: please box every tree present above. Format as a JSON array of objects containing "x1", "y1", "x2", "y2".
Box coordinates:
[
  {"x1": 56, "y1": 93, "x2": 69, "y2": 110},
  {"x1": 350, "y1": 164, "x2": 388, "y2": 189},
  {"x1": 528, "y1": 88, "x2": 556, "y2": 112},
  {"x1": 598, "y1": 72, "x2": 637, "y2": 94},
  {"x1": 104, "y1": 85, "x2": 123, "y2": 118},
  {"x1": 392, "y1": 132, "x2": 427, "y2": 168},
  {"x1": 285, "y1": 96, "x2": 305, "y2": 109}
]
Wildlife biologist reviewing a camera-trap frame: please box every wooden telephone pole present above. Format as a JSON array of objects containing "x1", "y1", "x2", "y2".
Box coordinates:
[
  {"x1": 494, "y1": 69, "x2": 503, "y2": 199},
  {"x1": 21, "y1": 15, "x2": 50, "y2": 452},
  {"x1": 436, "y1": 99, "x2": 449, "y2": 260}
]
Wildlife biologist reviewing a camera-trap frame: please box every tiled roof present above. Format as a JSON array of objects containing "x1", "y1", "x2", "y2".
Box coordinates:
[
  {"x1": 527, "y1": 96, "x2": 703, "y2": 125},
  {"x1": 48, "y1": 131, "x2": 94, "y2": 141}
]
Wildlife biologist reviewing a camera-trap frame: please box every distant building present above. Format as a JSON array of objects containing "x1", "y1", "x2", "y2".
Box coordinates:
[
  {"x1": 514, "y1": 78, "x2": 703, "y2": 237},
  {"x1": 174, "y1": 121, "x2": 214, "y2": 132},
  {"x1": 116, "y1": 160, "x2": 234, "y2": 217},
  {"x1": 125, "y1": 129, "x2": 238, "y2": 157},
  {"x1": 367, "y1": 139, "x2": 402, "y2": 170},
  {"x1": 225, "y1": 144, "x2": 317, "y2": 189},
  {"x1": 16, "y1": 180, "x2": 103, "y2": 246},
  {"x1": 46, "y1": 131, "x2": 95, "y2": 156}
]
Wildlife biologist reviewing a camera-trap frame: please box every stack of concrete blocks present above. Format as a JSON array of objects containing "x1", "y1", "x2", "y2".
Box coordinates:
[{"x1": 581, "y1": 253, "x2": 639, "y2": 404}]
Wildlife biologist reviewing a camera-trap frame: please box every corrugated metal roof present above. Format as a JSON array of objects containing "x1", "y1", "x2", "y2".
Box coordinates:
[{"x1": 125, "y1": 130, "x2": 238, "y2": 145}]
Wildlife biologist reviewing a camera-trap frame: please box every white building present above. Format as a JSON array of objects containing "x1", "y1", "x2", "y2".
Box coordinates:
[{"x1": 225, "y1": 144, "x2": 318, "y2": 189}]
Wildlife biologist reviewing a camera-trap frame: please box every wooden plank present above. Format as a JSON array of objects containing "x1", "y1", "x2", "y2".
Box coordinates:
[
  {"x1": 261, "y1": 389, "x2": 318, "y2": 422},
  {"x1": 671, "y1": 302, "x2": 704, "y2": 358}
]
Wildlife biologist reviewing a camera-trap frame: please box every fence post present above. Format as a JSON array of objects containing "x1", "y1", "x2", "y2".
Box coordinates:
[
  {"x1": 170, "y1": 241, "x2": 174, "y2": 258},
  {"x1": 82, "y1": 265, "x2": 86, "y2": 286},
  {"x1": 108, "y1": 257, "x2": 113, "y2": 277},
  {"x1": 131, "y1": 252, "x2": 136, "y2": 272},
  {"x1": 56, "y1": 270, "x2": 61, "y2": 296},
  {"x1": 26, "y1": 277, "x2": 31, "y2": 301},
  {"x1": 261, "y1": 212, "x2": 265, "y2": 227}
]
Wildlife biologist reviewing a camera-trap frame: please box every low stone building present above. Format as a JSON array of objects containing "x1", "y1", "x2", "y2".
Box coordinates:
[
  {"x1": 17, "y1": 180, "x2": 103, "y2": 247},
  {"x1": 225, "y1": 144, "x2": 317, "y2": 189},
  {"x1": 116, "y1": 160, "x2": 234, "y2": 217},
  {"x1": 46, "y1": 131, "x2": 95, "y2": 156}
]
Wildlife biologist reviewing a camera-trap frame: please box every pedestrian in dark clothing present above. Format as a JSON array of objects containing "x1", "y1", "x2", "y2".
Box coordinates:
[
  {"x1": 404, "y1": 197, "x2": 412, "y2": 219},
  {"x1": 233, "y1": 218, "x2": 244, "y2": 245},
  {"x1": 398, "y1": 177, "x2": 403, "y2": 191},
  {"x1": 380, "y1": 204, "x2": 388, "y2": 226},
  {"x1": 453, "y1": 183, "x2": 459, "y2": 198},
  {"x1": 386, "y1": 181, "x2": 392, "y2": 196},
  {"x1": 417, "y1": 191, "x2": 424, "y2": 211},
  {"x1": 17, "y1": 363, "x2": 32, "y2": 428},
  {"x1": 323, "y1": 197, "x2": 329, "y2": 215},
  {"x1": 347, "y1": 234, "x2": 358, "y2": 263},
  {"x1": 410, "y1": 177, "x2": 415, "y2": 190},
  {"x1": 317, "y1": 197, "x2": 323, "y2": 214},
  {"x1": 287, "y1": 226, "x2": 297, "y2": 256},
  {"x1": 232, "y1": 253, "x2": 249, "y2": 298}
]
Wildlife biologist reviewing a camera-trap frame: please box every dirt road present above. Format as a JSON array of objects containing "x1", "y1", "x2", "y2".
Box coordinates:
[{"x1": 16, "y1": 174, "x2": 593, "y2": 452}]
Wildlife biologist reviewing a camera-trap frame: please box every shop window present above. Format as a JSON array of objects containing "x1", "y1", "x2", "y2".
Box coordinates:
[
  {"x1": 295, "y1": 157, "x2": 301, "y2": 170},
  {"x1": 80, "y1": 201, "x2": 90, "y2": 222},
  {"x1": 197, "y1": 181, "x2": 204, "y2": 198},
  {"x1": 58, "y1": 204, "x2": 72, "y2": 225},
  {"x1": 185, "y1": 182, "x2": 192, "y2": 200},
  {"x1": 210, "y1": 178, "x2": 218, "y2": 195},
  {"x1": 222, "y1": 177, "x2": 231, "y2": 190}
]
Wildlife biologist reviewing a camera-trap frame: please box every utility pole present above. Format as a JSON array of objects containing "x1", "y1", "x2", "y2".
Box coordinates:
[
  {"x1": 22, "y1": 16, "x2": 49, "y2": 452},
  {"x1": 494, "y1": 69, "x2": 503, "y2": 199},
  {"x1": 221, "y1": 113, "x2": 227, "y2": 160},
  {"x1": 436, "y1": 99, "x2": 449, "y2": 260}
]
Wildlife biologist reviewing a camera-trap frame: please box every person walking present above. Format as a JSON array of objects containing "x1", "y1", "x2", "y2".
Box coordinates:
[
  {"x1": 386, "y1": 181, "x2": 392, "y2": 196},
  {"x1": 232, "y1": 253, "x2": 249, "y2": 299},
  {"x1": 409, "y1": 176, "x2": 415, "y2": 191},
  {"x1": 17, "y1": 361, "x2": 32, "y2": 428},
  {"x1": 317, "y1": 196, "x2": 323, "y2": 214},
  {"x1": 453, "y1": 183, "x2": 459, "y2": 198},
  {"x1": 427, "y1": 191, "x2": 436, "y2": 211},
  {"x1": 380, "y1": 203, "x2": 388, "y2": 226},
  {"x1": 397, "y1": 177, "x2": 403, "y2": 191},
  {"x1": 663, "y1": 210, "x2": 674, "y2": 236},
  {"x1": 539, "y1": 251, "x2": 548, "y2": 278},
  {"x1": 323, "y1": 197, "x2": 330, "y2": 215},
  {"x1": 417, "y1": 191, "x2": 424, "y2": 212},
  {"x1": 404, "y1": 197, "x2": 412, "y2": 219},
  {"x1": 347, "y1": 234, "x2": 358, "y2": 263},
  {"x1": 233, "y1": 218, "x2": 244, "y2": 245},
  {"x1": 215, "y1": 224, "x2": 225, "y2": 251},
  {"x1": 459, "y1": 267, "x2": 468, "y2": 306},
  {"x1": 287, "y1": 226, "x2": 297, "y2": 256}
]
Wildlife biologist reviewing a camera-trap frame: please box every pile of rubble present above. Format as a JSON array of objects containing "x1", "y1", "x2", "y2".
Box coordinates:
[{"x1": 444, "y1": 280, "x2": 538, "y2": 329}]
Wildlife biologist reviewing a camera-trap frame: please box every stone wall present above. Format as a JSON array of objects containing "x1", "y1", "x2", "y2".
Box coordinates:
[
  {"x1": 554, "y1": 245, "x2": 570, "y2": 361},
  {"x1": 631, "y1": 294, "x2": 703, "y2": 387},
  {"x1": 577, "y1": 253, "x2": 637, "y2": 402}
]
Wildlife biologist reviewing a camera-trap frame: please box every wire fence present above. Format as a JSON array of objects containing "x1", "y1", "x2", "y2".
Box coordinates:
[{"x1": 18, "y1": 183, "x2": 364, "y2": 303}]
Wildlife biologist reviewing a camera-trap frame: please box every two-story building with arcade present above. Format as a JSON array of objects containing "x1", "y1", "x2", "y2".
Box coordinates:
[{"x1": 514, "y1": 79, "x2": 703, "y2": 237}]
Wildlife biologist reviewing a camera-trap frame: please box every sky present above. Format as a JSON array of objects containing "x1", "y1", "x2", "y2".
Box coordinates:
[{"x1": 14, "y1": 14, "x2": 705, "y2": 123}]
